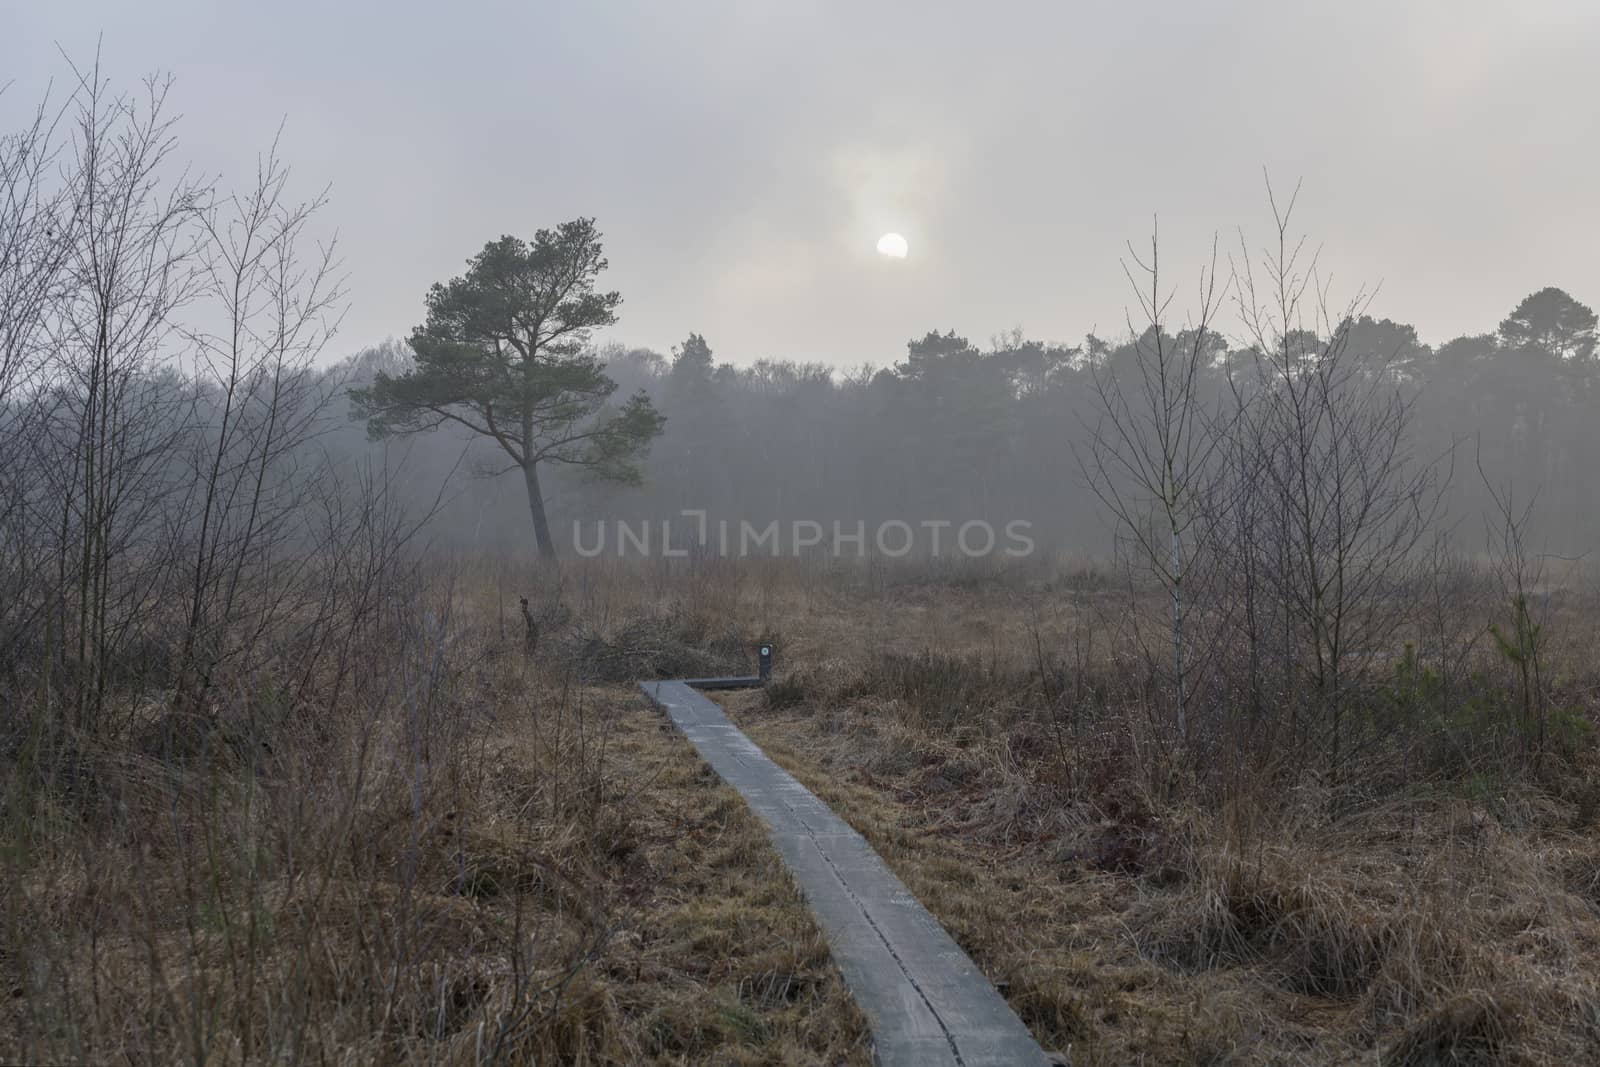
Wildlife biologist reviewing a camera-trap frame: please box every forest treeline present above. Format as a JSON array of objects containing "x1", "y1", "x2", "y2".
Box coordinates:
[
  {"x1": 4, "y1": 58, "x2": 1593, "y2": 587},
  {"x1": 333, "y1": 284, "x2": 1598, "y2": 559}
]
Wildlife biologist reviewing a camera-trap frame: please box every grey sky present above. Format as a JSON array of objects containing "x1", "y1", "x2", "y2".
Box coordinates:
[{"x1": 7, "y1": 0, "x2": 1598, "y2": 365}]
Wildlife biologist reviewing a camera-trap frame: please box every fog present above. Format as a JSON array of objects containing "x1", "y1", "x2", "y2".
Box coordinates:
[
  {"x1": 4, "y1": 10, "x2": 1600, "y2": 608},
  {"x1": 10, "y1": 13, "x2": 1600, "y2": 1062},
  {"x1": 6, "y1": 1, "x2": 1600, "y2": 364},
  {"x1": 334, "y1": 289, "x2": 1599, "y2": 561}
]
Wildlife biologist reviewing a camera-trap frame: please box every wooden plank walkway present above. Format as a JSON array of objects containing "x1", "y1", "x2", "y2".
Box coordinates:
[{"x1": 640, "y1": 679, "x2": 1051, "y2": 1067}]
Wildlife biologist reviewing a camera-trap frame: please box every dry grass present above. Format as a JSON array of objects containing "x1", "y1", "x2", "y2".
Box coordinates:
[
  {"x1": 8, "y1": 553, "x2": 1600, "y2": 1064},
  {"x1": 509, "y1": 555, "x2": 1600, "y2": 1064},
  {"x1": 714, "y1": 689, "x2": 1600, "y2": 1063},
  {"x1": 1, "y1": 563, "x2": 870, "y2": 1065}
]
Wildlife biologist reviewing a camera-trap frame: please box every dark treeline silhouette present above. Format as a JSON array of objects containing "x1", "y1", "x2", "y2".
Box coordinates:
[{"x1": 330, "y1": 285, "x2": 1598, "y2": 559}]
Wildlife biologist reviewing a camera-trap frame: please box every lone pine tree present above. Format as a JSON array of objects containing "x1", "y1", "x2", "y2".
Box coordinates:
[{"x1": 352, "y1": 219, "x2": 664, "y2": 558}]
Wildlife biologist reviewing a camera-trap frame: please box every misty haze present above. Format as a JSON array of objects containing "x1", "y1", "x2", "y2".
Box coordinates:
[{"x1": 4, "y1": 4, "x2": 1600, "y2": 1065}]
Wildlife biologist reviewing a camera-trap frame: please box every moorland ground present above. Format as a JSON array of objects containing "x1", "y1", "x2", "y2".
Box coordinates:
[{"x1": 6, "y1": 555, "x2": 1600, "y2": 1065}]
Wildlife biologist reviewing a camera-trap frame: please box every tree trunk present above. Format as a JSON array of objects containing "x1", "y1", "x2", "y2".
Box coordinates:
[{"x1": 522, "y1": 459, "x2": 556, "y2": 560}]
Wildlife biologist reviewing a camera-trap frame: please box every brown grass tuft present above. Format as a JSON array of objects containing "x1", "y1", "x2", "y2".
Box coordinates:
[{"x1": 1384, "y1": 990, "x2": 1522, "y2": 1066}]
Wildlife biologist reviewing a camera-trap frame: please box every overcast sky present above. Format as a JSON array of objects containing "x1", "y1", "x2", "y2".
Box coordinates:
[{"x1": 7, "y1": 1, "x2": 1598, "y2": 365}]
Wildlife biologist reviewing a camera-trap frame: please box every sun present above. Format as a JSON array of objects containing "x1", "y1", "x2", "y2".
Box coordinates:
[{"x1": 876, "y1": 232, "x2": 909, "y2": 259}]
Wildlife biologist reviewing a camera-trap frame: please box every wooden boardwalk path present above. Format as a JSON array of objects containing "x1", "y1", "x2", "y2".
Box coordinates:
[{"x1": 640, "y1": 679, "x2": 1051, "y2": 1067}]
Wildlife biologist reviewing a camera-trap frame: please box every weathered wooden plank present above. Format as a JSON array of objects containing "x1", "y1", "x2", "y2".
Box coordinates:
[{"x1": 640, "y1": 679, "x2": 1051, "y2": 1067}]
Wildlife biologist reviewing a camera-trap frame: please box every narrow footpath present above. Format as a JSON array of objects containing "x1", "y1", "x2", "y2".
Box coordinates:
[{"x1": 641, "y1": 680, "x2": 1051, "y2": 1067}]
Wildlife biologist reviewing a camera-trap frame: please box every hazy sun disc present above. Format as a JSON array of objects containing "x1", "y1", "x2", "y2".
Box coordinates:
[{"x1": 876, "y1": 232, "x2": 909, "y2": 259}]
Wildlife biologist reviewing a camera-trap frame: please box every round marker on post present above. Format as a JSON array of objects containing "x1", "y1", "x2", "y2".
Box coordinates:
[{"x1": 758, "y1": 643, "x2": 773, "y2": 683}]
